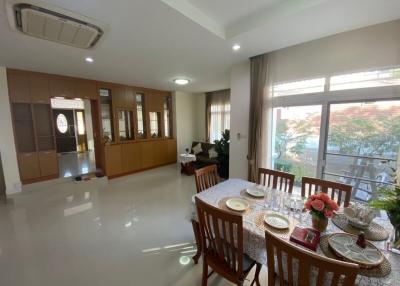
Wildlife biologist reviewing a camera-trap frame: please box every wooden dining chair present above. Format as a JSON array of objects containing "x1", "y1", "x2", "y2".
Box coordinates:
[
  {"x1": 194, "y1": 164, "x2": 219, "y2": 193},
  {"x1": 196, "y1": 197, "x2": 262, "y2": 286},
  {"x1": 265, "y1": 228, "x2": 359, "y2": 286},
  {"x1": 192, "y1": 164, "x2": 220, "y2": 264},
  {"x1": 258, "y1": 168, "x2": 295, "y2": 193},
  {"x1": 301, "y1": 177, "x2": 353, "y2": 207}
]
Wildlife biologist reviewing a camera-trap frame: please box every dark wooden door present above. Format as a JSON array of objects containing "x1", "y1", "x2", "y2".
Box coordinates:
[{"x1": 53, "y1": 109, "x2": 77, "y2": 153}]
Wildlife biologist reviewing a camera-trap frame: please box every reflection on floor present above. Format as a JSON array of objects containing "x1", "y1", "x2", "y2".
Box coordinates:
[
  {"x1": 58, "y1": 151, "x2": 96, "y2": 178},
  {"x1": 0, "y1": 164, "x2": 267, "y2": 286}
]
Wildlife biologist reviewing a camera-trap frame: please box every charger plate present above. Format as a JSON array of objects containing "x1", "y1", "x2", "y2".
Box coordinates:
[{"x1": 320, "y1": 235, "x2": 391, "y2": 278}]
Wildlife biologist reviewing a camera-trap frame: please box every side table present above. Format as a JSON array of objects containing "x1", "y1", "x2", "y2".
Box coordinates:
[{"x1": 179, "y1": 153, "x2": 196, "y2": 175}]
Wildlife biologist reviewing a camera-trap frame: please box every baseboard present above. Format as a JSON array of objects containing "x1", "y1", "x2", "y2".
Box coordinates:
[{"x1": 107, "y1": 161, "x2": 177, "y2": 179}]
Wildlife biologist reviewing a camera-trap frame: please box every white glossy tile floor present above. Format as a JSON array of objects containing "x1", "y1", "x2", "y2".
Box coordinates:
[{"x1": 0, "y1": 164, "x2": 267, "y2": 286}]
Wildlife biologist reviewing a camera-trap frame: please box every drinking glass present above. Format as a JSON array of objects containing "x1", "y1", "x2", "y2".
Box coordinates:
[{"x1": 264, "y1": 187, "x2": 271, "y2": 209}]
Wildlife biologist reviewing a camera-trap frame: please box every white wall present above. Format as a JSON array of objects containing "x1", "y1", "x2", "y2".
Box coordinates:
[
  {"x1": 229, "y1": 61, "x2": 250, "y2": 180},
  {"x1": 269, "y1": 19, "x2": 400, "y2": 84},
  {"x1": 174, "y1": 91, "x2": 206, "y2": 159},
  {"x1": 0, "y1": 67, "x2": 21, "y2": 194}
]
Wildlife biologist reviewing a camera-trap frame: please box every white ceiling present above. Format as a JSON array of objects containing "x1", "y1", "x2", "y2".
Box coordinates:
[{"x1": 0, "y1": 0, "x2": 400, "y2": 93}]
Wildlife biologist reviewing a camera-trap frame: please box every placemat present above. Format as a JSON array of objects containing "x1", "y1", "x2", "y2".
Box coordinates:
[
  {"x1": 240, "y1": 189, "x2": 265, "y2": 200},
  {"x1": 254, "y1": 212, "x2": 298, "y2": 240},
  {"x1": 332, "y1": 213, "x2": 389, "y2": 241},
  {"x1": 218, "y1": 197, "x2": 253, "y2": 215},
  {"x1": 319, "y1": 235, "x2": 391, "y2": 278}
]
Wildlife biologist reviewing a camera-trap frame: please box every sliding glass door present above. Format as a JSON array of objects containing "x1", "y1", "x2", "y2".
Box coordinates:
[
  {"x1": 323, "y1": 100, "x2": 400, "y2": 202},
  {"x1": 272, "y1": 105, "x2": 322, "y2": 187}
]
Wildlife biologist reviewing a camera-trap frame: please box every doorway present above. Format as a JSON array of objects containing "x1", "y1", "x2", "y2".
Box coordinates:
[{"x1": 51, "y1": 98, "x2": 97, "y2": 178}]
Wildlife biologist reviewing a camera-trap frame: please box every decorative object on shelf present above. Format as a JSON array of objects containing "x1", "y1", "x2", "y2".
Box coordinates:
[
  {"x1": 214, "y1": 129, "x2": 230, "y2": 179},
  {"x1": 304, "y1": 192, "x2": 339, "y2": 232},
  {"x1": 370, "y1": 184, "x2": 400, "y2": 249},
  {"x1": 185, "y1": 148, "x2": 189, "y2": 155},
  {"x1": 344, "y1": 203, "x2": 376, "y2": 230}
]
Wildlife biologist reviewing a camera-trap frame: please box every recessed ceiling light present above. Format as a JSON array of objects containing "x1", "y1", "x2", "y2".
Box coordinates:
[
  {"x1": 173, "y1": 78, "x2": 189, "y2": 85},
  {"x1": 85, "y1": 57, "x2": 94, "y2": 63},
  {"x1": 232, "y1": 44, "x2": 241, "y2": 51}
]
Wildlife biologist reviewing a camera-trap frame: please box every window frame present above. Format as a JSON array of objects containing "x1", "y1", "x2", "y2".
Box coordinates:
[{"x1": 268, "y1": 70, "x2": 400, "y2": 201}]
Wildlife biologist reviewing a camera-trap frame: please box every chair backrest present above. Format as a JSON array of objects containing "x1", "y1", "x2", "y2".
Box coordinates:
[
  {"x1": 301, "y1": 177, "x2": 352, "y2": 207},
  {"x1": 258, "y1": 168, "x2": 295, "y2": 193},
  {"x1": 195, "y1": 197, "x2": 244, "y2": 280},
  {"x1": 194, "y1": 164, "x2": 219, "y2": 193},
  {"x1": 265, "y1": 229, "x2": 359, "y2": 286}
]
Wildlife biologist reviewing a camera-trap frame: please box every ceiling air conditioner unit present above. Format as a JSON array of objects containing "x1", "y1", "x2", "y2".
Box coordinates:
[{"x1": 9, "y1": 2, "x2": 104, "y2": 49}]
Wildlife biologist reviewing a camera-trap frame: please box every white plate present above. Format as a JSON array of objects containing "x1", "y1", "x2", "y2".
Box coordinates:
[
  {"x1": 264, "y1": 211, "x2": 290, "y2": 229},
  {"x1": 246, "y1": 186, "x2": 265, "y2": 198},
  {"x1": 226, "y1": 198, "x2": 249, "y2": 212}
]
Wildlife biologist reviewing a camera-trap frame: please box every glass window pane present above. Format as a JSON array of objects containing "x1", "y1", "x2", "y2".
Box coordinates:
[
  {"x1": 149, "y1": 112, "x2": 161, "y2": 138},
  {"x1": 273, "y1": 78, "x2": 325, "y2": 97},
  {"x1": 324, "y1": 101, "x2": 400, "y2": 202},
  {"x1": 272, "y1": 105, "x2": 322, "y2": 187},
  {"x1": 210, "y1": 103, "x2": 230, "y2": 142},
  {"x1": 136, "y1": 93, "x2": 146, "y2": 138},
  {"x1": 118, "y1": 110, "x2": 134, "y2": 141},
  {"x1": 330, "y1": 67, "x2": 400, "y2": 91},
  {"x1": 164, "y1": 96, "x2": 172, "y2": 138},
  {"x1": 100, "y1": 89, "x2": 113, "y2": 143}
]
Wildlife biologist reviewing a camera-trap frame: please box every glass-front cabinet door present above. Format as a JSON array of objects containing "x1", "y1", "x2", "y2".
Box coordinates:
[{"x1": 117, "y1": 109, "x2": 134, "y2": 141}]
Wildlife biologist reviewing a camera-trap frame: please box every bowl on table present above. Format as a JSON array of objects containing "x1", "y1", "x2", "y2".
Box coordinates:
[{"x1": 343, "y1": 204, "x2": 376, "y2": 230}]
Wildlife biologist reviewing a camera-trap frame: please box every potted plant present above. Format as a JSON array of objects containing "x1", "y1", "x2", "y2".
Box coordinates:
[
  {"x1": 214, "y1": 129, "x2": 230, "y2": 179},
  {"x1": 370, "y1": 185, "x2": 400, "y2": 246},
  {"x1": 304, "y1": 192, "x2": 339, "y2": 232}
]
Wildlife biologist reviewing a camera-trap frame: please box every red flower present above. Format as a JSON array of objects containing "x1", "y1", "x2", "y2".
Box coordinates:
[
  {"x1": 328, "y1": 200, "x2": 339, "y2": 211},
  {"x1": 310, "y1": 194, "x2": 318, "y2": 200},
  {"x1": 311, "y1": 199, "x2": 325, "y2": 211},
  {"x1": 320, "y1": 192, "x2": 331, "y2": 202},
  {"x1": 324, "y1": 210, "x2": 333, "y2": 218}
]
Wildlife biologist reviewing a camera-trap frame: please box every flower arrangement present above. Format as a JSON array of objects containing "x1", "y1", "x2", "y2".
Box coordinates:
[{"x1": 305, "y1": 192, "x2": 339, "y2": 219}]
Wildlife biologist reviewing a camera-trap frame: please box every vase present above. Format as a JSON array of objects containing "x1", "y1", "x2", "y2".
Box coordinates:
[{"x1": 312, "y1": 216, "x2": 328, "y2": 232}]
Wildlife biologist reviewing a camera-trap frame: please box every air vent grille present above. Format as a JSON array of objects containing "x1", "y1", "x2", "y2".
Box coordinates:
[{"x1": 14, "y1": 4, "x2": 103, "y2": 49}]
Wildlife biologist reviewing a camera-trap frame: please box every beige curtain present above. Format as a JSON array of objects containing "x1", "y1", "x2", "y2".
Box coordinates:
[
  {"x1": 248, "y1": 54, "x2": 269, "y2": 182},
  {"x1": 205, "y1": 89, "x2": 230, "y2": 142}
]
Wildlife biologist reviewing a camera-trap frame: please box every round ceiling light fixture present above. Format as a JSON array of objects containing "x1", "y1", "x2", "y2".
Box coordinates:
[
  {"x1": 232, "y1": 44, "x2": 241, "y2": 51},
  {"x1": 173, "y1": 78, "x2": 190, "y2": 85},
  {"x1": 85, "y1": 57, "x2": 94, "y2": 63}
]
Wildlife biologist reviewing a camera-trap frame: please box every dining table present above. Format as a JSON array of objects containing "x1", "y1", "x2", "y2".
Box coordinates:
[{"x1": 189, "y1": 178, "x2": 400, "y2": 286}]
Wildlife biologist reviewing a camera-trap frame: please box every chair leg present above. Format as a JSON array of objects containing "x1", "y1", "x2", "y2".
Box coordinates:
[
  {"x1": 191, "y1": 220, "x2": 202, "y2": 264},
  {"x1": 250, "y1": 263, "x2": 262, "y2": 286},
  {"x1": 202, "y1": 259, "x2": 208, "y2": 286}
]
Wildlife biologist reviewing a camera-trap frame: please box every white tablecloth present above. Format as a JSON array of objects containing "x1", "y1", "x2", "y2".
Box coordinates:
[
  {"x1": 180, "y1": 153, "x2": 196, "y2": 164},
  {"x1": 190, "y1": 178, "x2": 400, "y2": 286}
]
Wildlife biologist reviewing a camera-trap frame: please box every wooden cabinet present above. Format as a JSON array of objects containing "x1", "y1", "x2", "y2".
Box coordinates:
[
  {"x1": 38, "y1": 151, "x2": 58, "y2": 177},
  {"x1": 30, "y1": 74, "x2": 50, "y2": 103},
  {"x1": 75, "y1": 80, "x2": 97, "y2": 100},
  {"x1": 105, "y1": 145, "x2": 122, "y2": 176},
  {"x1": 167, "y1": 139, "x2": 177, "y2": 163},
  {"x1": 147, "y1": 91, "x2": 164, "y2": 111},
  {"x1": 154, "y1": 141, "x2": 168, "y2": 165},
  {"x1": 50, "y1": 78, "x2": 75, "y2": 98},
  {"x1": 7, "y1": 70, "x2": 30, "y2": 103},
  {"x1": 18, "y1": 153, "x2": 40, "y2": 180},
  {"x1": 122, "y1": 143, "x2": 142, "y2": 173},
  {"x1": 113, "y1": 86, "x2": 134, "y2": 108},
  {"x1": 141, "y1": 141, "x2": 155, "y2": 169}
]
